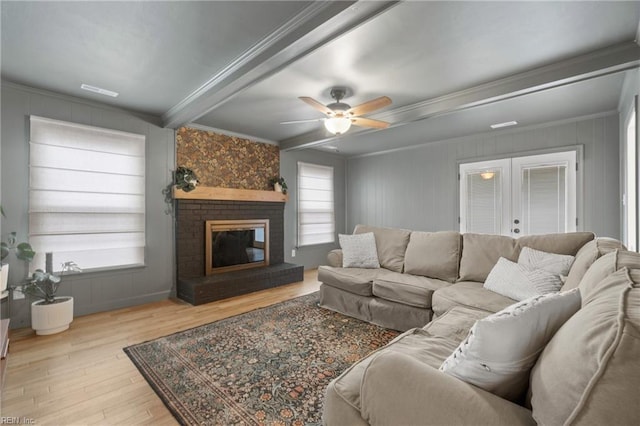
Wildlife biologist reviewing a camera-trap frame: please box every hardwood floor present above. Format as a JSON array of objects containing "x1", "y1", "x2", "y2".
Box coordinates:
[{"x1": 1, "y1": 269, "x2": 321, "y2": 425}]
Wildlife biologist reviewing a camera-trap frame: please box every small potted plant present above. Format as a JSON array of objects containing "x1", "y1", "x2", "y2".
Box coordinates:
[
  {"x1": 269, "y1": 176, "x2": 288, "y2": 194},
  {"x1": 162, "y1": 166, "x2": 200, "y2": 215},
  {"x1": 15, "y1": 252, "x2": 81, "y2": 335}
]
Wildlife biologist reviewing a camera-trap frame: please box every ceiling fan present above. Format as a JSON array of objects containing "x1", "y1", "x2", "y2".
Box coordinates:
[{"x1": 281, "y1": 87, "x2": 392, "y2": 135}]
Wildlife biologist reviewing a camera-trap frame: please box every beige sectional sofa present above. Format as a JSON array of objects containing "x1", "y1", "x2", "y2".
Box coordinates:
[
  {"x1": 318, "y1": 224, "x2": 603, "y2": 331},
  {"x1": 320, "y1": 225, "x2": 638, "y2": 425}
]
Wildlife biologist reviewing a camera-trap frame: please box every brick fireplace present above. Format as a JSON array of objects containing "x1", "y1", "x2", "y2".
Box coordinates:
[{"x1": 175, "y1": 192, "x2": 303, "y2": 305}]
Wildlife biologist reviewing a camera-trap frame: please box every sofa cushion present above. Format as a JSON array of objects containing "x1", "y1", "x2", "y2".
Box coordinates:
[
  {"x1": 339, "y1": 233, "x2": 380, "y2": 269},
  {"x1": 562, "y1": 237, "x2": 625, "y2": 290},
  {"x1": 459, "y1": 232, "x2": 594, "y2": 283},
  {"x1": 517, "y1": 247, "x2": 575, "y2": 276},
  {"x1": 329, "y1": 306, "x2": 489, "y2": 414},
  {"x1": 317, "y1": 266, "x2": 385, "y2": 296},
  {"x1": 530, "y1": 268, "x2": 640, "y2": 426},
  {"x1": 440, "y1": 289, "x2": 580, "y2": 402},
  {"x1": 483, "y1": 257, "x2": 563, "y2": 302},
  {"x1": 459, "y1": 234, "x2": 519, "y2": 282},
  {"x1": 432, "y1": 281, "x2": 516, "y2": 317},
  {"x1": 403, "y1": 231, "x2": 461, "y2": 283},
  {"x1": 577, "y1": 250, "x2": 640, "y2": 303},
  {"x1": 354, "y1": 224, "x2": 411, "y2": 273},
  {"x1": 517, "y1": 232, "x2": 594, "y2": 257},
  {"x1": 372, "y1": 272, "x2": 450, "y2": 309}
]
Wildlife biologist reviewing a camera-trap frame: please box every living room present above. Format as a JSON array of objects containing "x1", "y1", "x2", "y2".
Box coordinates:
[{"x1": 1, "y1": 1, "x2": 639, "y2": 425}]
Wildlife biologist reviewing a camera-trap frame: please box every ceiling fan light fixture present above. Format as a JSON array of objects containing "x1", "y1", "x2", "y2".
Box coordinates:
[{"x1": 324, "y1": 116, "x2": 352, "y2": 135}]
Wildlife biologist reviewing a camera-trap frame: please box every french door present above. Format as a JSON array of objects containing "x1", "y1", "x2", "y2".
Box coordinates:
[{"x1": 459, "y1": 151, "x2": 577, "y2": 237}]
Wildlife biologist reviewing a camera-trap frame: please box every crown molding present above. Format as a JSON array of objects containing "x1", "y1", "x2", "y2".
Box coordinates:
[
  {"x1": 184, "y1": 123, "x2": 278, "y2": 146},
  {"x1": 280, "y1": 41, "x2": 640, "y2": 151},
  {"x1": 1, "y1": 79, "x2": 164, "y2": 127}
]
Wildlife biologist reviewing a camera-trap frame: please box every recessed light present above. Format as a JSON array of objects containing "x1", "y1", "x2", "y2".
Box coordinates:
[
  {"x1": 490, "y1": 121, "x2": 518, "y2": 129},
  {"x1": 81, "y1": 83, "x2": 119, "y2": 97}
]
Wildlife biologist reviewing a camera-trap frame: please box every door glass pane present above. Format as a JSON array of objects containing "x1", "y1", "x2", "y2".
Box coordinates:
[
  {"x1": 465, "y1": 170, "x2": 502, "y2": 234},
  {"x1": 521, "y1": 165, "x2": 567, "y2": 234}
]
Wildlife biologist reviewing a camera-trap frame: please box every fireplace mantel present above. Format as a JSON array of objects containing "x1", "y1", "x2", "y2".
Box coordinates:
[{"x1": 173, "y1": 186, "x2": 288, "y2": 202}]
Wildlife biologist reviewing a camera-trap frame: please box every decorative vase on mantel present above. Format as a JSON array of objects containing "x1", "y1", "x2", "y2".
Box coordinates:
[{"x1": 274, "y1": 182, "x2": 283, "y2": 193}]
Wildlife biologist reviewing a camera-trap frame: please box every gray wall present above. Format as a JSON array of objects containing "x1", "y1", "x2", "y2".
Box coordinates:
[
  {"x1": 346, "y1": 113, "x2": 621, "y2": 239},
  {"x1": 281, "y1": 150, "x2": 346, "y2": 269},
  {"x1": 1, "y1": 82, "x2": 175, "y2": 328}
]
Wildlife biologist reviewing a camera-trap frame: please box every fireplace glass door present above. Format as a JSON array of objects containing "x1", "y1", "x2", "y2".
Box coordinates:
[{"x1": 206, "y1": 219, "x2": 269, "y2": 275}]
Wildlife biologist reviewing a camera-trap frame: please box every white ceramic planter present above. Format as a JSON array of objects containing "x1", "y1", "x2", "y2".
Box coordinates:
[
  {"x1": 31, "y1": 296, "x2": 74, "y2": 335},
  {"x1": 0, "y1": 264, "x2": 8, "y2": 293},
  {"x1": 274, "y1": 182, "x2": 283, "y2": 193}
]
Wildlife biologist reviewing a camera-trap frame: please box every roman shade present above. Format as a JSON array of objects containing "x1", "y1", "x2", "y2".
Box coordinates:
[{"x1": 29, "y1": 116, "x2": 146, "y2": 272}]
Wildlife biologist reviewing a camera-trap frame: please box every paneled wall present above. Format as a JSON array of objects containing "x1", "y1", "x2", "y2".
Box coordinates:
[
  {"x1": 1, "y1": 82, "x2": 175, "y2": 328},
  {"x1": 347, "y1": 114, "x2": 620, "y2": 238}
]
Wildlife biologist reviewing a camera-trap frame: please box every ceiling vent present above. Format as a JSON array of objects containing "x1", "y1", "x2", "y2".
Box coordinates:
[
  {"x1": 81, "y1": 84, "x2": 119, "y2": 98},
  {"x1": 490, "y1": 121, "x2": 518, "y2": 129}
]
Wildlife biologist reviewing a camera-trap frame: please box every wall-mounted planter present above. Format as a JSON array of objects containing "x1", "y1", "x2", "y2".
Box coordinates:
[{"x1": 31, "y1": 296, "x2": 73, "y2": 335}]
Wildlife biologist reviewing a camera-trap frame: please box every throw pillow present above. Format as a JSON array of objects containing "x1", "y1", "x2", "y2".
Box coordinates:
[
  {"x1": 339, "y1": 232, "x2": 380, "y2": 269},
  {"x1": 484, "y1": 257, "x2": 563, "y2": 301},
  {"x1": 518, "y1": 246, "x2": 575, "y2": 276},
  {"x1": 439, "y1": 288, "x2": 581, "y2": 401}
]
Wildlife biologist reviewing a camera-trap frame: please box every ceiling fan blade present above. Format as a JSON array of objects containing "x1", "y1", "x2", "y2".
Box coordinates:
[
  {"x1": 280, "y1": 118, "x2": 325, "y2": 125},
  {"x1": 299, "y1": 97, "x2": 334, "y2": 116},
  {"x1": 346, "y1": 96, "x2": 392, "y2": 116},
  {"x1": 351, "y1": 117, "x2": 390, "y2": 129}
]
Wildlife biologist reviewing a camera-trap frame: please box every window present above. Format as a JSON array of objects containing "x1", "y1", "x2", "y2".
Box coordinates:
[
  {"x1": 297, "y1": 162, "x2": 335, "y2": 246},
  {"x1": 624, "y1": 98, "x2": 638, "y2": 251},
  {"x1": 460, "y1": 150, "x2": 578, "y2": 236},
  {"x1": 29, "y1": 116, "x2": 146, "y2": 272}
]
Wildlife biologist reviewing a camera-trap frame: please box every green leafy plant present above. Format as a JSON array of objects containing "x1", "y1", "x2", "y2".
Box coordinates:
[
  {"x1": 162, "y1": 166, "x2": 200, "y2": 215},
  {"x1": 0, "y1": 205, "x2": 35, "y2": 263},
  {"x1": 17, "y1": 260, "x2": 82, "y2": 305},
  {"x1": 269, "y1": 176, "x2": 288, "y2": 194}
]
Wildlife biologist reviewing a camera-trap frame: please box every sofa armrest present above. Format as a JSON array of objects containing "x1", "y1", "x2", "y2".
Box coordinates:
[
  {"x1": 360, "y1": 351, "x2": 536, "y2": 426},
  {"x1": 327, "y1": 249, "x2": 343, "y2": 267}
]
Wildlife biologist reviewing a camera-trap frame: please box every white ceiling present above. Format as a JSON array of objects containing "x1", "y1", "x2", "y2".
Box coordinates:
[{"x1": 2, "y1": 1, "x2": 639, "y2": 156}]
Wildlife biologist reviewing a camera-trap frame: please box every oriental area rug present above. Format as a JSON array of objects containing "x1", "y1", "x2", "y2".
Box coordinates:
[{"x1": 124, "y1": 293, "x2": 399, "y2": 425}]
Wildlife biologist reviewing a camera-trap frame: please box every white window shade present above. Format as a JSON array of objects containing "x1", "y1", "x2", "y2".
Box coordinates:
[
  {"x1": 465, "y1": 170, "x2": 503, "y2": 234},
  {"x1": 521, "y1": 165, "x2": 567, "y2": 234},
  {"x1": 29, "y1": 116, "x2": 145, "y2": 272},
  {"x1": 297, "y1": 162, "x2": 335, "y2": 246}
]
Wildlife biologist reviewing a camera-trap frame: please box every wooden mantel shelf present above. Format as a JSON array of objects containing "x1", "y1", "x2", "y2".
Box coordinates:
[{"x1": 173, "y1": 186, "x2": 288, "y2": 203}]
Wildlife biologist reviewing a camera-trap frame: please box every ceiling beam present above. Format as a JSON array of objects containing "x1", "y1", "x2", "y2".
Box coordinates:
[
  {"x1": 280, "y1": 41, "x2": 640, "y2": 151},
  {"x1": 162, "y1": 0, "x2": 400, "y2": 129}
]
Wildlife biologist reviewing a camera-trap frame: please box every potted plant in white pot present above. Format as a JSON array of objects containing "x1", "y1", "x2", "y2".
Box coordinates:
[
  {"x1": 1, "y1": 207, "x2": 36, "y2": 295},
  {"x1": 14, "y1": 252, "x2": 81, "y2": 335}
]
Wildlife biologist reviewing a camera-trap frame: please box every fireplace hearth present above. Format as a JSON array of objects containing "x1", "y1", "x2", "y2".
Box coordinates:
[{"x1": 176, "y1": 198, "x2": 303, "y2": 305}]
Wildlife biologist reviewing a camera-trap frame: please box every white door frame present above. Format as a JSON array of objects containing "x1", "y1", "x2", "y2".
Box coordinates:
[{"x1": 459, "y1": 146, "x2": 583, "y2": 236}]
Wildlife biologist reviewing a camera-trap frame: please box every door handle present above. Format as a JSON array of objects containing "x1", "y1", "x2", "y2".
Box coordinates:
[
  {"x1": 513, "y1": 228, "x2": 520, "y2": 234},
  {"x1": 514, "y1": 219, "x2": 520, "y2": 224}
]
